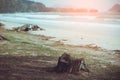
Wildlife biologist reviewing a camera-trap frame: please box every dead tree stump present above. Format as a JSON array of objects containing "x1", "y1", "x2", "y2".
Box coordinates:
[
  {"x1": 55, "y1": 53, "x2": 71, "y2": 72},
  {"x1": 55, "y1": 53, "x2": 89, "y2": 73}
]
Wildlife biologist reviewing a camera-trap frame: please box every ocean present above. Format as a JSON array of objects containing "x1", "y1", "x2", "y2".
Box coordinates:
[{"x1": 0, "y1": 12, "x2": 120, "y2": 50}]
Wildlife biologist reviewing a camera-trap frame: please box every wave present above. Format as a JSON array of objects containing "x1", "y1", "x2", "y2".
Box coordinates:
[
  {"x1": 1, "y1": 13, "x2": 96, "y2": 19},
  {"x1": 0, "y1": 13, "x2": 120, "y2": 50},
  {"x1": 1, "y1": 13, "x2": 120, "y2": 24},
  {"x1": 0, "y1": 13, "x2": 120, "y2": 29}
]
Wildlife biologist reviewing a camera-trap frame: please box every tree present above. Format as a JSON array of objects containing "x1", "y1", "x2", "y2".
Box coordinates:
[{"x1": 0, "y1": 0, "x2": 47, "y2": 13}]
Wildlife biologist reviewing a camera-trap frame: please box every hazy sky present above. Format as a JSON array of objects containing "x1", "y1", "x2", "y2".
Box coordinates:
[{"x1": 31, "y1": 0, "x2": 120, "y2": 11}]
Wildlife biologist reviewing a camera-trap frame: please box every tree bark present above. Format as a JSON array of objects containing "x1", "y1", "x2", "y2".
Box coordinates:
[
  {"x1": 55, "y1": 53, "x2": 89, "y2": 73},
  {"x1": 0, "y1": 35, "x2": 9, "y2": 41}
]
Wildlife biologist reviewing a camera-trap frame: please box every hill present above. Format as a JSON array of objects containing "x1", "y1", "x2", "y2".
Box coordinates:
[
  {"x1": 109, "y1": 4, "x2": 120, "y2": 12},
  {"x1": 0, "y1": 0, "x2": 47, "y2": 13},
  {"x1": 0, "y1": 0, "x2": 99, "y2": 13}
]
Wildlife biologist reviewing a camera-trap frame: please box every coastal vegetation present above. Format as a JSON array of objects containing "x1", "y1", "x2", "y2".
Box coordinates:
[
  {"x1": 0, "y1": 0, "x2": 120, "y2": 79},
  {"x1": 0, "y1": 0, "x2": 98, "y2": 13},
  {"x1": 0, "y1": 23, "x2": 120, "y2": 80},
  {"x1": 0, "y1": 0, "x2": 46, "y2": 13}
]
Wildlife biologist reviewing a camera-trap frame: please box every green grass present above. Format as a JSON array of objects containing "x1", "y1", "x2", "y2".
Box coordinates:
[
  {"x1": 0, "y1": 30, "x2": 60, "y2": 57},
  {"x1": 0, "y1": 29, "x2": 120, "y2": 80}
]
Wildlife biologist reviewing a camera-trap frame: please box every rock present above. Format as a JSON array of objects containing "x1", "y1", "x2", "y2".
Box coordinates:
[
  {"x1": 31, "y1": 25, "x2": 44, "y2": 31},
  {"x1": 31, "y1": 25, "x2": 39, "y2": 31},
  {"x1": 21, "y1": 24, "x2": 45, "y2": 31},
  {"x1": 12, "y1": 24, "x2": 45, "y2": 32},
  {"x1": 20, "y1": 24, "x2": 31, "y2": 31}
]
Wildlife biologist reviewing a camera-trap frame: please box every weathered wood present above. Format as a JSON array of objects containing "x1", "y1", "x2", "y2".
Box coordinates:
[
  {"x1": 55, "y1": 53, "x2": 71, "y2": 72},
  {"x1": 0, "y1": 35, "x2": 10, "y2": 41},
  {"x1": 55, "y1": 53, "x2": 89, "y2": 73},
  {"x1": 68, "y1": 58, "x2": 90, "y2": 73}
]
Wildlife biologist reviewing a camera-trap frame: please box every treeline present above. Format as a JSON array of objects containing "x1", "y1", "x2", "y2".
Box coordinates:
[
  {"x1": 0, "y1": 0, "x2": 98, "y2": 13},
  {"x1": 0, "y1": 0, "x2": 47, "y2": 13},
  {"x1": 46, "y1": 8, "x2": 98, "y2": 13}
]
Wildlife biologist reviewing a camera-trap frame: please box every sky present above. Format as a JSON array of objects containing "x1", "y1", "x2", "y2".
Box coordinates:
[{"x1": 31, "y1": 0, "x2": 120, "y2": 11}]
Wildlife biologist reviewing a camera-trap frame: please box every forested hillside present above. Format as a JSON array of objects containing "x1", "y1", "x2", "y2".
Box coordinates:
[
  {"x1": 0, "y1": 0, "x2": 99, "y2": 13},
  {"x1": 0, "y1": 0, "x2": 47, "y2": 13}
]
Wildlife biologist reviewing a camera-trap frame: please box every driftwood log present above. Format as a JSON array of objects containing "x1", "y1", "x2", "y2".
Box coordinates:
[
  {"x1": 0, "y1": 35, "x2": 9, "y2": 41},
  {"x1": 55, "y1": 53, "x2": 89, "y2": 73}
]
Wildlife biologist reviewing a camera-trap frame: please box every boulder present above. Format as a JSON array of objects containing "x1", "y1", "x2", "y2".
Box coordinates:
[
  {"x1": 20, "y1": 24, "x2": 31, "y2": 31},
  {"x1": 31, "y1": 25, "x2": 45, "y2": 31},
  {"x1": 31, "y1": 25, "x2": 40, "y2": 31},
  {"x1": 12, "y1": 24, "x2": 45, "y2": 32}
]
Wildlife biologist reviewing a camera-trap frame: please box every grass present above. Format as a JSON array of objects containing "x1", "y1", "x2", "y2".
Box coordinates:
[
  {"x1": 0, "y1": 30, "x2": 60, "y2": 57},
  {"x1": 0, "y1": 29, "x2": 120, "y2": 80}
]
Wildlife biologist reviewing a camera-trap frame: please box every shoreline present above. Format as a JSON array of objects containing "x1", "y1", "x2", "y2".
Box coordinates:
[
  {"x1": 0, "y1": 12, "x2": 120, "y2": 50},
  {"x1": 1, "y1": 21, "x2": 120, "y2": 51},
  {"x1": 0, "y1": 27, "x2": 120, "y2": 80}
]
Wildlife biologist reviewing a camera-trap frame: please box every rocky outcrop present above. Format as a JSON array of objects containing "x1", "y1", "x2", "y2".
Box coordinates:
[
  {"x1": 12, "y1": 24, "x2": 45, "y2": 32},
  {"x1": 31, "y1": 25, "x2": 44, "y2": 31}
]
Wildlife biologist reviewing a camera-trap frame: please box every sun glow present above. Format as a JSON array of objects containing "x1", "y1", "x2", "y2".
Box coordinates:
[
  {"x1": 33, "y1": 0, "x2": 118, "y2": 12},
  {"x1": 62, "y1": 0, "x2": 105, "y2": 12}
]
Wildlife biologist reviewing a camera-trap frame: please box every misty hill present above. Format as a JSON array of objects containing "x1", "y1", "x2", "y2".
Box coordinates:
[
  {"x1": 109, "y1": 4, "x2": 120, "y2": 12},
  {"x1": 0, "y1": 0, "x2": 98, "y2": 13},
  {"x1": 0, "y1": 0, "x2": 47, "y2": 13},
  {"x1": 46, "y1": 8, "x2": 98, "y2": 13}
]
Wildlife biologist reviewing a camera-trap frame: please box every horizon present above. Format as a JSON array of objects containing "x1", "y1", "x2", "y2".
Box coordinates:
[{"x1": 30, "y1": 0, "x2": 120, "y2": 12}]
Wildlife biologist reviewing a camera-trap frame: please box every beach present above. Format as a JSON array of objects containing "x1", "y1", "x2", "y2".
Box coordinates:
[
  {"x1": 0, "y1": 28, "x2": 120, "y2": 80},
  {"x1": 0, "y1": 12, "x2": 120, "y2": 80},
  {"x1": 1, "y1": 0, "x2": 120, "y2": 79},
  {"x1": 0, "y1": 12, "x2": 120, "y2": 50}
]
